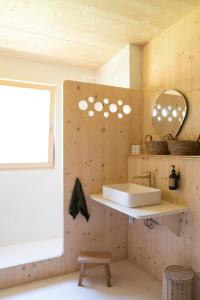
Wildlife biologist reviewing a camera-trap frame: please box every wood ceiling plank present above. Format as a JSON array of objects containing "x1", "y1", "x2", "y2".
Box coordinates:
[{"x1": 0, "y1": 0, "x2": 199, "y2": 67}]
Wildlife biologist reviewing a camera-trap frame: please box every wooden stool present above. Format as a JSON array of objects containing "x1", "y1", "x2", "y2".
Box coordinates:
[{"x1": 77, "y1": 251, "x2": 112, "y2": 287}]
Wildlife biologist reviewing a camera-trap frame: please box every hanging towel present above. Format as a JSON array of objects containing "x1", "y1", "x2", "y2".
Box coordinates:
[{"x1": 69, "y1": 178, "x2": 90, "y2": 222}]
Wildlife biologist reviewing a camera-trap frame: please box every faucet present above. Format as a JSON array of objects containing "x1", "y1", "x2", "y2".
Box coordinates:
[{"x1": 132, "y1": 171, "x2": 152, "y2": 187}]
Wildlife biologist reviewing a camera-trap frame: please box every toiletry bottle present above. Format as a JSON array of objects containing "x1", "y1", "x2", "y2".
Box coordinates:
[{"x1": 169, "y1": 165, "x2": 179, "y2": 190}]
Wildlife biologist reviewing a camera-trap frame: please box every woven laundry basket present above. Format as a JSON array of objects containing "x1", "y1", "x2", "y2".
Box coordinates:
[{"x1": 163, "y1": 265, "x2": 194, "y2": 300}]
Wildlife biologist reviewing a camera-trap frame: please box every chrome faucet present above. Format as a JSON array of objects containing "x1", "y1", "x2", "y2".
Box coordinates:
[{"x1": 132, "y1": 171, "x2": 152, "y2": 187}]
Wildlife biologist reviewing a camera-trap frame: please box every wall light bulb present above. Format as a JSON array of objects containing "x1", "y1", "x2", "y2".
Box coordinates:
[
  {"x1": 123, "y1": 105, "x2": 132, "y2": 115},
  {"x1": 88, "y1": 110, "x2": 94, "y2": 117},
  {"x1": 88, "y1": 96, "x2": 94, "y2": 103},
  {"x1": 161, "y1": 108, "x2": 169, "y2": 117},
  {"x1": 109, "y1": 104, "x2": 118, "y2": 113},
  {"x1": 78, "y1": 100, "x2": 88, "y2": 111},
  {"x1": 157, "y1": 104, "x2": 161, "y2": 110},
  {"x1": 172, "y1": 109, "x2": 178, "y2": 118},
  {"x1": 94, "y1": 102, "x2": 103, "y2": 112},
  {"x1": 104, "y1": 112, "x2": 109, "y2": 118},
  {"x1": 152, "y1": 108, "x2": 158, "y2": 117},
  {"x1": 103, "y1": 98, "x2": 109, "y2": 104}
]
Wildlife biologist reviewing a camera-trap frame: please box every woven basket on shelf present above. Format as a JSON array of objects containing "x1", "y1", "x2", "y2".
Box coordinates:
[
  {"x1": 145, "y1": 135, "x2": 169, "y2": 155},
  {"x1": 167, "y1": 134, "x2": 200, "y2": 156},
  {"x1": 196, "y1": 141, "x2": 200, "y2": 155},
  {"x1": 163, "y1": 265, "x2": 194, "y2": 300}
]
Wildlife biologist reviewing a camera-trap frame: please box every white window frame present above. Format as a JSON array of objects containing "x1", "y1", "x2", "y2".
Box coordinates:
[{"x1": 0, "y1": 79, "x2": 55, "y2": 170}]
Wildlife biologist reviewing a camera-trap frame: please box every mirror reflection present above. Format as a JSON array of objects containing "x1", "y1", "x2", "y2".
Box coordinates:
[{"x1": 152, "y1": 90, "x2": 188, "y2": 138}]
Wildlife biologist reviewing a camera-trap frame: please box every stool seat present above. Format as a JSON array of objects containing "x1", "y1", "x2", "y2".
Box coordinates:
[
  {"x1": 78, "y1": 251, "x2": 111, "y2": 264},
  {"x1": 77, "y1": 251, "x2": 112, "y2": 287}
]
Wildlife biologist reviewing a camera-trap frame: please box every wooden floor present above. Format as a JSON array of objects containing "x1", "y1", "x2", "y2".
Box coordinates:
[{"x1": 0, "y1": 260, "x2": 162, "y2": 300}]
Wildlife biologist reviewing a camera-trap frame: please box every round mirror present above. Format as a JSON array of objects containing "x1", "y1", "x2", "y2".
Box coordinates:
[{"x1": 152, "y1": 90, "x2": 188, "y2": 138}]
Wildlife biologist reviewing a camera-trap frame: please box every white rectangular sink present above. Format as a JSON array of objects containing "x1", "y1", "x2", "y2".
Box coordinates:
[{"x1": 103, "y1": 183, "x2": 161, "y2": 208}]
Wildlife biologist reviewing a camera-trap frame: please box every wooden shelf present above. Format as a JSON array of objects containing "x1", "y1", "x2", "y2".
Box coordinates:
[
  {"x1": 90, "y1": 194, "x2": 189, "y2": 219},
  {"x1": 129, "y1": 153, "x2": 200, "y2": 160}
]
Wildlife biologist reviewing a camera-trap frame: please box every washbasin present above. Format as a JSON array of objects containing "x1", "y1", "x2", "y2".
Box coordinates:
[{"x1": 103, "y1": 183, "x2": 161, "y2": 208}]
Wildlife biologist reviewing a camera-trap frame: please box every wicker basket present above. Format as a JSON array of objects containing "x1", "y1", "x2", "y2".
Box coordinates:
[
  {"x1": 167, "y1": 140, "x2": 197, "y2": 155},
  {"x1": 163, "y1": 265, "x2": 194, "y2": 300},
  {"x1": 145, "y1": 135, "x2": 169, "y2": 155},
  {"x1": 192, "y1": 272, "x2": 200, "y2": 300},
  {"x1": 196, "y1": 142, "x2": 200, "y2": 155},
  {"x1": 167, "y1": 135, "x2": 200, "y2": 156}
]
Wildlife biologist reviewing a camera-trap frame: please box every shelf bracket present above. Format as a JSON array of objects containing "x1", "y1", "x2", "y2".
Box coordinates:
[
  {"x1": 128, "y1": 216, "x2": 135, "y2": 224},
  {"x1": 128, "y1": 213, "x2": 186, "y2": 236},
  {"x1": 158, "y1": 213, "x2": 184, "y2": 236}
]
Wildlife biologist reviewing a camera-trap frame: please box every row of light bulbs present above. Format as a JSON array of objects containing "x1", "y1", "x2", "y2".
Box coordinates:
[
  {"x1": 152, "y1": 104, "x2": 186, "y2": 123},
  {"x1": 78, "y1": 96, "x2": 132, "y2": 118}
]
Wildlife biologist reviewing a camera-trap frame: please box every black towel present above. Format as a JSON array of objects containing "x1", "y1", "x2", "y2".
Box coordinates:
[{"x1": 69, "y1": 178, "x2": 90, "y2": 222}]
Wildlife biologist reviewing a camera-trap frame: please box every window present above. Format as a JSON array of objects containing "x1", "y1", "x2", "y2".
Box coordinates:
[{"x1": 0, "y1": 79, "x2": 55, "y2": 170}]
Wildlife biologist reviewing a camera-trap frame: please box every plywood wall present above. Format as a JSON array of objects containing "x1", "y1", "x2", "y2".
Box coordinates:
[
  {"x1": 0, "y1": 81, "x2": 141, "y2": 289},
  {"x1": 128, "y1": 156, "x2": 199, "y2": 278},
  {"x1": 142, "y1": 6, "x2": 200, "y2": 143},
  {"x1": 128, "y1": 6, "x2": 200, "y2": 289},
  {"x1": 63, "y1": 81, "x2": 138, "y2": 269}
]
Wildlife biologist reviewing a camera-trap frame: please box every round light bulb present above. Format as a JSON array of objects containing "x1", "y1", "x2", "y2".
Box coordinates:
[
  {"x1": 109, "y1": 104, "x2": 118, "y2": 113},
  {"x1": 123, "y1": 105, "x2": 132, "y2": 115},
  {"x1": 168, "y1": 117, "x2": 173, "y2": 122},
  {"x1": 78, "y1": 100, "x2": 88, "y2": 111},
  {"x1": 88, "y1": 96, "x2": 94, "y2": 103},
  {"x1": 103, "y1": 98, "x2": 109, "y2": 104},
  {"x1": 157, "y1": 104, "x2": 161, "y2": 110},
  {"x1": 94, "y1": 102, "x2": 103, "y2": 112},
  {"x1": 104, "y1": 112, "x2": 109, "y2": 118},
  {"x1": 161, "y1": 108, "x2": 169, "y2": 117},
  {"x1": 118, "y1": 113, "x2": 123, "y2": 119},
  {"x1": 152, "y1": 108, "x2": 158, "y2": 117},
  {"x1": 172, "y1": 109, "x2": 178, "y2": 118},
  {"x1": 88, "y1": 110, "x2": 94, "y2": 117}
]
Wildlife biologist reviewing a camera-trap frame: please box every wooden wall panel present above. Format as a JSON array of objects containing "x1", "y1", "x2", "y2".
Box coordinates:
[
  {"x1": 63, "y1": 81, "x2": 132, "y2": 268},
  {"x1": 128, "y1": 157, "x2": 196, "y2": 279},
  {"x1": 0, "y1": 81, "x2": 142, "y2": 289},
  {"x1": 128, "y1": 6, "x2": 200, "y2": 293},
  {"x1": 142, "y1": 6, "x2": 200, "y2": 143}
]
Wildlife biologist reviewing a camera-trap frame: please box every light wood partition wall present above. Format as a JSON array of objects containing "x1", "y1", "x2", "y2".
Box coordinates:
[
  {"x1": 128, "y1": 6, "x2": 200, "y2": 293},
  {"x1": 63, "y1": 81, "x2": 139, "y2": 269},
  {"x1": 0, "y1": 81, "x2": 141, "y2": 289}
]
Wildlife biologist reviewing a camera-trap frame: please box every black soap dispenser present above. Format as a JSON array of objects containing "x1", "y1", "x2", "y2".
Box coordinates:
[{"x1": 169, "y1": 165, "x2": 180, "y2": 190}]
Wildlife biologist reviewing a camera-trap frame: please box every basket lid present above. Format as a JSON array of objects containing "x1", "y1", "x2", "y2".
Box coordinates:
[{"x1": 164, "y1": 265, "x2": 194, "y2": 283}]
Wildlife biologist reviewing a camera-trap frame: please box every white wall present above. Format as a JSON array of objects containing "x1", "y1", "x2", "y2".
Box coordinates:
[
  {"x1": 96, "y1": 45, "x2": 130, "y2": 88},
  {"x1": 0, "y1": 45, "x2": 141, "y2": 246},
  {"x1": 96, "y1": 44, "x2": 142, "y2": 89},
  {"x1": 129, "y1": 44, "x2": 142, "y2": 89},
  {"x1": 0, "y1": 54, "x2": 96, "y2": 246}
]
